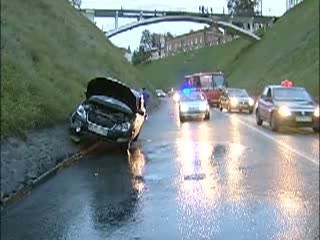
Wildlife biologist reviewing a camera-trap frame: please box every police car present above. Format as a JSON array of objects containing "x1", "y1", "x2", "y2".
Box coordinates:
[
  {"x1": 255, "y1": 80, "x2": 319, "y2": 132},
  {"x1": 178, "y1": 88, "x2": 210, "y2": 122}
]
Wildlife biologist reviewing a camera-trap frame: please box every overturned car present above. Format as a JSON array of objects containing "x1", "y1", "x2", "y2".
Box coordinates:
[{"x1": 69, "y1": 77, "x2": 146, "y2": 149}]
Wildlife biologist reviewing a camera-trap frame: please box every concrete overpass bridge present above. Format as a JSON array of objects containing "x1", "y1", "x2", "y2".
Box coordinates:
[{"x1": 81, "y1": 8, "x2": 277, "y2": 41}]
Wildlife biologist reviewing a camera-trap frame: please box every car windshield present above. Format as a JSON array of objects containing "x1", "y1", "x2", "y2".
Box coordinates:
[
  {"x1": 273, "y1": 88, "x2": 312, "y2": 101},
  {"x1": 228, "y1": 89, "x2": 248, "y2": 97},
  {"x1": 180, "y1": 92, "x2": 205, "y2": 101},
  {"x1": 199, "y1": 75, "x2": 213, "y2": 90},
  {"x1": 213, "y1": 75, "x2": 225, "y2": 88}
]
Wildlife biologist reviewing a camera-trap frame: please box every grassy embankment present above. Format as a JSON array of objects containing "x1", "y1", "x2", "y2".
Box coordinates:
[
  {"x1": 1, "y1": 0, "x2": 156, "y2": 138},
  {"x1": 139, "y1": 0, "x2": 319, "y2": 96}
]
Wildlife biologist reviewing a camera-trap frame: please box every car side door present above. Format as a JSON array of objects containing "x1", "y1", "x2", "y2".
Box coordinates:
[{"x1": 258, "y1": 87, "x2": 272, "y2": 120}]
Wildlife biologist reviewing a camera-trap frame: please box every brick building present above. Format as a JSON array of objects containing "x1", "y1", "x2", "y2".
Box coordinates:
[{"x1": 165, "y1": 26, "x2": 233, "y2": 57}]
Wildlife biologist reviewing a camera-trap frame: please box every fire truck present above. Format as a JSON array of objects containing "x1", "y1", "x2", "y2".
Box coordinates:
[{"x1": 181, "y1": 72, "x2": 228, "y2": 107}]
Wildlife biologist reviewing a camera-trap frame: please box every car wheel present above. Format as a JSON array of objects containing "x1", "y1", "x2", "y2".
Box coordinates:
[
  {"x1": 313, "y1": 127, "x2": 319, "y2": 133},
  {"x1": 270, "y1": 113, "x2": 279, "y2": 132},
  {"x1": 227, "y1": 104, "x2": 232, "y2": 113},
  {"x1": 249, "y1": 108, "x2": 253, "y2": 114},
  {"x1": 179, "y1": 116, "x2": 185, "y2": 122},
  {"x1": 219, "y1": 104, "x2": 223, "y2": 111},
  {"x1": 256, "y1": 109, "x2": 263, "y2": 126},
  {"x1": 119, "y1": 142, "x2": 129, "y2": 152},
  {"x1": 204, "y1": 112, "x2": 210, "y2": 120}
]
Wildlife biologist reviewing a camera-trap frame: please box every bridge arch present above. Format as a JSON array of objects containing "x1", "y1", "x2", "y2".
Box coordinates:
[{"x1": 105, "y1": 15, "x2": 261, "y2": 41}]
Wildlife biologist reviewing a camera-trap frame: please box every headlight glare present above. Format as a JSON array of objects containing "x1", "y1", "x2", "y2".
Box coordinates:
[
  {"x1": 76, "y1": 105, "x2": 86, "y2": 119},
  {"x1": 199, "y1": 102, "x2": 208, "y2": 111},
  {"x1": 230, "y1": 97, "x2": 238, "y2": 107},
  {"x1": 248, "y1": 98, "x2": 254, "y2": 106},
  {"x1": 278, "y1": 106, "x2": 291, "y2": 117},
  {"x1": 180, "y1": 103, "x2": 188, "y2": 112},
  {"x1": 314, "y1": 107, "x2": 319, "y2": 117}
]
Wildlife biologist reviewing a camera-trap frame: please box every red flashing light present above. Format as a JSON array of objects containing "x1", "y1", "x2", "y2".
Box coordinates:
[{"x1": 281, "y1": 80, "x2": 293, "y2": 87}]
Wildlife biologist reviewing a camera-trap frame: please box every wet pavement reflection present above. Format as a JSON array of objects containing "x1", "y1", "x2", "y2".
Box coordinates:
[{"x1": 1, "y1": 99, "x2": 319, "y2": 240}]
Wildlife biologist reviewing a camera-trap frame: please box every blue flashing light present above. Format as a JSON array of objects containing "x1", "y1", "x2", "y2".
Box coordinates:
[{"x1": 182, "y1": 88, "x2": 190, "y2": 95}]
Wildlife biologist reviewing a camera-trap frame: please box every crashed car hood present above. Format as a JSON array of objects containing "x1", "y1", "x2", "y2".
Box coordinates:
[
  {"x1": 88, "y1": 95, "x2": 133, "y2": 115},
  {"x1": 86, "y1": 77, "x2": 137, "y2": 112}
]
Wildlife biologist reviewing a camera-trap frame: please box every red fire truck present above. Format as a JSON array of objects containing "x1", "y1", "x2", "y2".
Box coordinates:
[{"x1": 182, "y1": 72, "x2": 228, "y2": 107}]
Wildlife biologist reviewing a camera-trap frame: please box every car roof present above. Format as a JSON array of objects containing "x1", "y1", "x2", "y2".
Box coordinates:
[
  {"x1": 227, "y1": 88, "x2": 247, "y2": 91},
  {"x1": 267, "y1": 85, "x2": 306, "y2": 90}
]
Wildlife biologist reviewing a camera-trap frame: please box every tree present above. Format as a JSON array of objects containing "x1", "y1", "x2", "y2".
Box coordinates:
[
  {"x1": 227, "y1": 0, "x2": 259, "y2": 16},
  {"x1": 166, "y1": 32, "x2": 174, "y2": 39},
  {"x1": 131, "y1": 46, "x2": 152, "y2": 65},
  {"x1": 127, "y1": 45, "x2": 131, "y2": 54},
  {"x1": 140, "y1": 30, "x2": 153, "y2": 51}
]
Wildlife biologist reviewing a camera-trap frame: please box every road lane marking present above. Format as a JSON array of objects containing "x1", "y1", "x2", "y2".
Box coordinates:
[{"x1": 215, "y1": 109, "x2": 319, "y2": 166}]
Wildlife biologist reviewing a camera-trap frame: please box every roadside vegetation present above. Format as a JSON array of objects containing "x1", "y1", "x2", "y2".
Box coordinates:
[
  {"x1": 1, "y1": 0, "x2": 156, "y2": 138},
  {"x1": 139, "y1": 0, "x2": 319, "y2": 96}
]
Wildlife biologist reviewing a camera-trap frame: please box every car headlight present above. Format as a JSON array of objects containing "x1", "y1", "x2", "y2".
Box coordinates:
[
  {"x1": 248, "y1": 98, "x2": 254, "y2": 106},
  {"x1": 121, "y1": 122, "x2": 131, "y2": 131},
  {"x1": 314, "y1": 106, "x2": 319, "y2": 117},
  {"x1": 173, "y1": 93, "x2": 180, "y2": 102},
  {"x1": 230, "y1": 97, "x2": 239, "y2": 107},
  {"x1": 278, "y1": 105, "x2": 291, "y2": 117},
  {"x1": 76, "y1": 105, "x2": 86, "y2": 119},
  {"x1": 199, "y1": 102, "x2": 208, "y2": 111},
  {"x1": 115, "y1": 122, "x2": 131, "y2": 132},
  {"x1": 180, "y1": 103, "x2": 189, "y2": 112}
]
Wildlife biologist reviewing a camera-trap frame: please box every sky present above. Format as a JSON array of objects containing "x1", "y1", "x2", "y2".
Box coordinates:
[{"x1": 81, "y1": 0, "x2": 287, "y2": 50}]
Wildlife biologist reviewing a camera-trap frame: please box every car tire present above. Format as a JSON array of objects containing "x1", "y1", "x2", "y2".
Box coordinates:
[
  {"x1": 313, "y1": 127, "x2": 319, "y2": 133},
  {"x1": 119, "y1": 142, "x2": 129, "y2": 152},
  {"x1": 227, "y1": 104, "x2": 232, "y2": 113},
  {"x1": 249, "y1": 108, "x2": 253, "y2": 114},
  {"x1": 256, "y1": 109, "x2": 263, "y2": 126},
  {"x1": 270, "y1": 113, "x2": 279, "y2": 132},
  {"x1": 219, "y1": 104, "x2": 223, "y2": 111},
  {"x1": 204, "y1": 112, "x2": 210, "y2": 121},
  {"x1": 179, "y1": 116, "x2": 185, "y2": 123}
]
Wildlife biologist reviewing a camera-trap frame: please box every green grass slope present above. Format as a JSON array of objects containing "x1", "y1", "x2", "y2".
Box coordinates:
[
  {"x1": 140, "y1": 0, "x2": 319, "y2": 96},
  {"x1": 1, "y1": 0, "x2": 154, "y2": 138}
]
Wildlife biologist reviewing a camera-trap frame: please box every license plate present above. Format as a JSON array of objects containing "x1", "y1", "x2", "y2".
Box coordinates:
[
  {"x1": 88, "y1": 124, "x2": 108, "y2": 136},
  {"x1": 296, "y1": 116, "x2": 312, "y2": 122}
]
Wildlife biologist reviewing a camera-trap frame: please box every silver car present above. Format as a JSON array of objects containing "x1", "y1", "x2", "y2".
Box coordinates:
[
  {"x1": 178, "y1": 91, "x2": 210, "y2": 122},
  {"x1": 156, "y1": 89, "x2": 166, "y2": 97}
]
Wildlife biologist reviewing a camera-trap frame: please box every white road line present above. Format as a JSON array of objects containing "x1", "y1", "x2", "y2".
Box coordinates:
[{"x1": 214, "y1": 109, "x2": 319, "y2": 166}]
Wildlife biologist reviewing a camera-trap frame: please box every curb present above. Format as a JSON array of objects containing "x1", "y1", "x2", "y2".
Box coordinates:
[{"x1": 1, "y1": 141, "x2": 101, "y2": 208}]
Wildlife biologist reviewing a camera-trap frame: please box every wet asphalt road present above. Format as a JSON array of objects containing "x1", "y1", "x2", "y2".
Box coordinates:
[{"x1": 1, "y1": 98, "x2": 319, "y2": 240}]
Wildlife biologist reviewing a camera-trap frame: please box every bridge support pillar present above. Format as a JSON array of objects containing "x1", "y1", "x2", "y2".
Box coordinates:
[
  {"x1": 249, "y1": 22, "x2": 253, "y2": 32},
  {"x1": 243, "y1": 23, "x2": 248, "y2": 31},
  {"x1": 115, "y1": 10, "x2": 119, "y2": 29}
]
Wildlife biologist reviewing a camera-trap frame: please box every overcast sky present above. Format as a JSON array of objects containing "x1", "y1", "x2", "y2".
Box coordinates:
[{"x1": 81, "y1": 0, "x2": 287, "y2": 50}]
